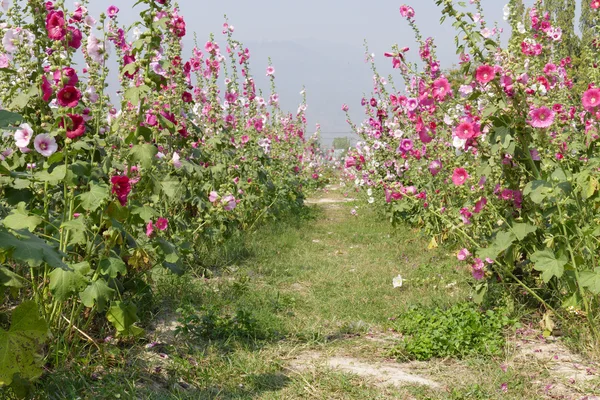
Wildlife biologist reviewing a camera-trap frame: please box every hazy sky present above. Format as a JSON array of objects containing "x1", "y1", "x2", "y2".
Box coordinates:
[{"x1": 85, "y1": 0, "x2": 542, "y2": 146}]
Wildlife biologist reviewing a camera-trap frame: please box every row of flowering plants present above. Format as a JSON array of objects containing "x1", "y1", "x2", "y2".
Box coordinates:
[
  {"x1": 344, "y1": 0, "x2": 600, "y2": 337},
  {"x1": 0, "y1": 0, "x2": 327, "y2": 390}
]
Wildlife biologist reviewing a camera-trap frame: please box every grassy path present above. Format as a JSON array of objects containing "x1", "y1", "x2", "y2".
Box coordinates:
[{"x1": 37, "y1": 187, "x2": 600, "y2": 399}]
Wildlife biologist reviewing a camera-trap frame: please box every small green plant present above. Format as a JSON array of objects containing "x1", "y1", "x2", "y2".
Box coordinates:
[
  {"x1": 175, "y1": 305, "x2": 268, "y2": 341},
  {"x1": 391, "y1": 303, "x2": 516, "y2": 361}
]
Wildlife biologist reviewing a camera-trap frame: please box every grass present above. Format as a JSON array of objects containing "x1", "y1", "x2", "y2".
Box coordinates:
[{"x1": 16, "y1": 187, "x2": 600, "y2": 399}]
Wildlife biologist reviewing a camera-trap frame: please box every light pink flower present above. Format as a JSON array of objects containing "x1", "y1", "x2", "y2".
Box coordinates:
[
  {"x1": 172, "y1": 152, "x2": 182, "y2": 168},
  {"x1": 0, "y1": 53, "x2": 9, "y2": 68},
  {"x1": 14, "y1": 123, "x2": 33, "y2": 148},
  {"x1": 457, "y1": 248, "x2": 471, "y2": 261},
  {"x1": 146, "y1": 221, "x2": 154, "y2": 237},
  {"x1": 107, "y1": 5, "x2": 119, "y2": 17},
  {"x1": 266, "y1": 66, "x2": 275, "y2": 76},
  {"x1": 208, "y1": 191, "x2": 219, "y2": 202},
  {"x1": 223, "y1": 195, "x2": 237, "y2": 211},
  {"x1": 455, "y1": 121, "x2": 476, "y2": 140},
  {"x1": 33, "y1": 133, "x2": 57, "y2": 157}
]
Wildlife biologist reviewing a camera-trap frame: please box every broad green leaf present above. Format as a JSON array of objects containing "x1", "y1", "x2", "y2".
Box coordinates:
[
  {"x1": 0, "y1": 228, "x2": 66, "y2": 269},
  {"x1": 161, "y1": 178, "x2": 181, "y2": 199},
  {"x1": 0, "y1": 301, "x2": 48, "y2": 386},
  {"x1": 156, "y1": 238, "x2": 179, "y2": 263},
  {"x1": 0, "y1": 110, "x2": 22, "y2": 128},
  {"x1": 60, "y1": 218, "x2": 86, "y2": 246},
  {"x1": 106, "y1": 301, "x2": 144, "y2": 337},
  {"x1": 9, "y1": 93, "x2": 30, "y2": 109},
  {"x1": 583, "y1": 177, "x2": 598, "y2": 200},
  {"x1": 79, "y1": 278, "x2": 115, "y2": 312},
  {"x1": 49, "y1": 268, "x2": 87, "y2": 301},
  {"x1": 477, "y1": 231, "x2": 516, "y2": 261},
  {"x1": 523, "y1": 180, "x2": 553, "y2": 204},
  {"x1": 2, "y1": 202, "x2": 42, "y2": 232},
  {"x1": 579, "y1": 268, "x2": 600, "y2": 295},
  {"x1": 123, "y1": 84, "x2": 150, "y2": 106},
  {"x1": 99, "y1": 257, "x2": 127, "y2": 278},
  {"x1": 79, "y1": 182, "x2": 110, "y2": 212},
  {"x1": 129, "y1": 144, "x2": 157, "y2": 169},
  {"x1": 71, "y1": 261, "x2": 91, "y2": 276},
  {"x1": 34, "y1": 164, "x2": 66, "y2": 184},
  {"x1": 531, "y1": 249, "x2": 567, "y2": 283},
  {"x1": 131, "y1": 206, "x2": 156, "y2": 222},
  {"x1": 512, "y1": 223, "x2": 537, "y2": 241},
  {"x1": 0, "y1": 267, "x2": 26, "y2": 288}
]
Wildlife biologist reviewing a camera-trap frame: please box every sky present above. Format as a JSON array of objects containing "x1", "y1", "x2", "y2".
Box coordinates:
[{"x1": 84, "y1": 0, "x2": 544, "y2": 147}]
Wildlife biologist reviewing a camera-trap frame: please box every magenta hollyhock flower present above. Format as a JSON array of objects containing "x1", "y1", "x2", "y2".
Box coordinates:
[
  {"x1": 592, "y1": 0, "x2": 600, "y2": 10},
  {"x1": 428, "y1": 160, "x2": 442, "y2": 176},
  {"x1": 208, "y1": 191, "x2": 219, "y2": 202},
  {"x1": 432, "y1": 77, "x2": 452, "y2": 101},
  {"x1": 68, "y1": 27, "x2": 82, "y2": 49},
  {"x1": 582, "y1": 88, "x2": 600, "y2": 111},
  {"x1": 57, "y1": 85, "x2": 81, "y2": 108},
  {"x1": 345, "y1": 156, "x2": 356, "y2": 169},
  {"x1": 528, "y1": 106, "x2": 555, "y2": 128},
  {"x1": 46, "y1": 10, "x2": 66, "y2": 41},
  {"x1": 59, "y1": 114, "x2": 86, "y2": 139},
  {"x1": 399, "y1": 138, "x2": 413, "y2": 153},
  {"x1": 475, "y1": 64, "x2": 495, "y2": 84},
  {"x1": 181, "y1": 91, "x2": 192, "y2": 103},
  {"x1": 241, "y1": 135, "x2": 250, "y2": 144},
  {"x1": 452, "y1": 168, "x2": 469, "y2": 186},
  {"x1": 457, "y1": 248, "x2": 471, "y2": 261},
  {"x1": 53, "y1": 67, "x2": 79, "y2": 86},
  {"x1": 107, "y1": 5, "x2": 119, "y2": 17},
  {"x1": 170, "y1": 14, "x2": 186, "y2": 37},
  {"x1": 111, "y1": 175, "x2": 131, "y2": 206},
  {"x1": 473, "y1": 197, "x2": 487, "y2": 213},
  {"x1": 454, "y1": 121, "x2": 476, "y2": 140},
  {"x1": 33, "y1": 133, "x2": 58, "y2": 157},
  {"x1": 399, "y1": 5, "x2": 415, "y2": 18},
  {"x1": 41, "y1": 76, "x2": 53, "y2": 102},
  {"x1": 146, "y1": 221, "x2": 154, "y2": 237},
  {"x1": 341, "y1": 104, "x2": 349, "y2": 112},
  {"x1": 123, "y1": 54, "x2": 137, "y2": 79},
  {"x1": 155, "y1": 217, "x2": 168, "y2": 231},
  {"x1": 460, "y1": 207, "x2": 472, "y2": 224}
]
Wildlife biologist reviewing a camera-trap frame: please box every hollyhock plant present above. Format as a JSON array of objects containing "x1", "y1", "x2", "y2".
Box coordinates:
[
  {"x1": 111, "y1": 175, "x2": 131, "y2": 206},
  {"x1": 57, "y1": 86, "x2": 81, "y2": 108},
  {"x1": 529, "y1": 106, "x2": 555, "y2": 128},
  {"x1": 59, "y1": 114, "x2": 86, "y2": 139},
  {"x1": 452, "y1": 168, "x2": 469, "y2": 186},
  {"x1": 33, "y1": 134, "x2": 58, "y2": 157}
]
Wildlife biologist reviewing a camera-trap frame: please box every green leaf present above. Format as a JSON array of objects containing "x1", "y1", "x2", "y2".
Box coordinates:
[
  {"x1": 512, "y1": 223, "x2": 537, "y2": 241},
  {"x1": 583, "y1": 177, "x2": 598, "y2": 200},
  {"x1": 106, "y1": 301, "x2": 144, "y2": 337},
  {"x1": 531, "y1": 249, "x2": 567, "y2": 283},
  {"x1": 34, "y1": 164, "x2": 66, "y2": 184},
  {"x1": 160, "y1": 178, "x2": 181, "y2": 199},
  {"x1": 2, "y1": 202, "x2": 42, "y2": 232},
  {"x1": 9, "y1": 93, "x2": 30, "y2": 109},
  {"x1": 49, "y1": 268, "x2": 87, "y2": 301},
  {"x1": 131, "y1": 206, "x2": 156, "y2": 222},
  {"x1": 0, "y1": 228, "x2": 66, "y2": 269},
  {"x1": 156, "y1": 238, "x2": 180, "y2": 263},
  {"x1": 0, "y1": 110, "x2": 23, "y2": 128},
  {"x1": 523, "y1": 180, "x2": 553, "y2": 204},
  {"x1": 579, "y1": 269, "x2": 600, "y2": 295},
  {"x1": 79, "y1": 182, "x2": 110, "y2": 212},
  {"x1": 71, "y1": 261, "x2": 91, "y2": 276},
  {"x1": 60, "y1": 218, "x2": 86, "y2": 246},
  {"x1": 99, "y1": 257, "x2": 127, "y2": 279},
  {"x1": 478, "y1": 231, "x2": 516, "y2": 261},
  {"x1": 0, "y1": 267, "x2": 26, "y2": 288},
  {"x1": 79, "y1": 278, "x2": 115, "y2": 312},
  {"x1": 123, "y1": 84, "x2": 150, "y2": 106},
  {"x1": 0, "y1": 301, "x2": 48, "y2": 386},
  {"x1": 129, "y1": 144, "x2": 157, "y2": 169}
]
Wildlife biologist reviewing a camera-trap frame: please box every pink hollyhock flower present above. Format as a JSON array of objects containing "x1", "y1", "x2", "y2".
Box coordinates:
[
  {"x1": 266, "y1": 66, "x2": 275, "y2": 76},
  {"x1": 345, "y1": 156, "x2": 356, "y2": 168},
  {"x1": 53, "y1": 67, "x2": 79, "y2": 86},
  {"x1": 241, "y1": 135, "x2": 250, "y2": 144},
  {"x1": 428, "y1": 160, "x2": 442, "y2": 176},
  {"x1": 107, "y1": 5, "x2": 119, "y2": 17},
  {"x1": 172, "y1": 152, "x2": 182, "y2": 168},
  {"x1": 457, "y1": 248, "x2": 471, "y2": 261},
  {"x1": 475, "y1": 64, "x2": 496, "y2": 84},
  {"x1": 111, "y1": 175, "x2": 131, "y2": 206},
  {"x1": 68, "y1": 27, "x2": 82, "y2": 49},
  {"x1": 223, "y1": 195, "x2": 237, "y2": 211},
  {"x1": 452, "y1": 168, "x2": 469, "y2": 186},
  {"x1": 45, "y1": 10, "x2": 66, "y2": 41},
  {"x1": 123, "y1": 54, "x2": 137, "y2": 79},
  {"x1": 33, "y1": 133, "x2": 58, "y2": 157},
  {"x1": 529, "y1": 106, "x2": 555, "y2": 128},
  {"x1": 583, "y1": 88, "x2": 600, "y2": 111},
  {"x1": 473, "y1": 197, "x2": 487, "y2": 213},
  {"x1": 146, "y1": 221, "x2": 154, "y2": 237},
  {"x1": 0, "y1": 53, "x2": 9, "y2": 68},
  {"x1": 399, "y1": 5, "x2": 415, "y2": 18},
  {"x1": 432, "y1": 77, "x2": 452, "y2": 101},
  {"x1": 208, "y1": 191, "x2": 219, "y2": 202},
  {"x1": 399, "y1": 138, "x2": 413, "y2": 153},
  {"x1": 472, "y1": 258, "x2": 485, "y2": 280},
  {"x1": 57, "y1": 85, "x2": 81, "y2": 108},
  {"x1": 341, "y1": 104, "x2": 349, "y2": 112},
  {"x1": 454, "y1": 121, "x2": 476, "y2": 140},
  {"x1": 156, "y1": 217, "x2": 168, "y2": 231},
  {"x1": 59, "y1": 114, "x2": 86, "y2": 139},
  {"x1": 181, "y1": 91, "x2": 192, "y2": 103},
  {"x1": 170, "y1": 14, "x2": 186, "y2": 37},
  {"x1": 41, "y1": 76, "x2": 53, "y2": 101},
  {"x1": 460, "y1": 207, "x2": 472, "y2": 224},
  {"x1": 591, "y1": 0, "x2": 600, "y2": 9},
  {"x1": 87, "y1": 34, "x2": 107, "y2": 63},
  {"x1": 14, "y1": 123, "x2": 33, "y2": 148}
]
